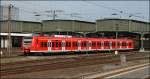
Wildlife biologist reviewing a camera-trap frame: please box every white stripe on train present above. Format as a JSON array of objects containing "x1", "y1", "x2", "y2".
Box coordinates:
[{"x1": 30, "y1": 48, "x2": 133, "y2": 53}]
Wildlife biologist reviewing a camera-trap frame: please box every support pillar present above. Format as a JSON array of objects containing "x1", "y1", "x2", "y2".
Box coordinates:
[{"x1": 139, "y1": 33, "x2": 145, "y2": 52}]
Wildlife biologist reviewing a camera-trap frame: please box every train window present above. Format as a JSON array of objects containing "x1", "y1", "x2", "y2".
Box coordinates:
[
  {"x1": 56, "y1": 40, "x2": 59, "y2": 47},
  {"x1": 129, "y1": 42, "x2": 132, "y2": 46},
  {"x1": 112, "y1": 42, "x2": 115, "y2": 46},
  {"x1": 104, "y1": 41, "x2": 109, "y2": 46},
  {"x1": 40, "y1": 42, "x2": 43, "y2": 47},
  {"x1": 73, "y1": 42, "x2": 78, "y2": 47},
  {"x1": 75, "y1": 42, "x2": 78, "y2": 47},
  {"x1": 44, "y1": 42, "x2": 47, "y2": 47},
  {"x1": 117, "y1": 42, "x2": 120, "y2": 46},
  {"x1": 97, "y1": 42, "x2": 101, "y2": 47},
  {"x1": 92, "y1": 42, "x2": 96, "y2": 47},
  {"x1": 82, "y1": 41, "x2": 87, "y2": 47},
  {"x1": 84, "y1": 42, "x2": 87, "y2": 47},
  {"x1": 66, "y1": 42, "x2": 68, "y2": 47},
  {"x1": 81, "y1": 42, "x2": 83, "y2": 47},
  {"x1": 59, "y1": 42, "x2": 62, "y2": 47},
  {"x1": 69, "y1": 42, "x2": 71, "y2": 47},
  {"x1": 40, "y1": 42, "x2": 47, "y2": 47},
  {"x1": 122, "y1": 42, "x2": 127, "y2": 46},
  {"x1": 23, "y1": 37, "x2": 32, "y2": 44},
  {"x1": 66, "y1": 42, "x2": 71, "y2": 47},
  {"x1": 52, "y1": 42, "x2": 55, "y2": 47}
]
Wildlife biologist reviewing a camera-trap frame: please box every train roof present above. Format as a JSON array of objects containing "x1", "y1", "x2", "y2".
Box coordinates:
[{"x1": 33, "y1": 36, "x2": 132, "y2": 41}]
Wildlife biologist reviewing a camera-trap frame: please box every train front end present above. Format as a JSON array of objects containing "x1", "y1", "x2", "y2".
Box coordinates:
[{"x1": 22, "y1": 36, "x2": 33, "y2": 55}]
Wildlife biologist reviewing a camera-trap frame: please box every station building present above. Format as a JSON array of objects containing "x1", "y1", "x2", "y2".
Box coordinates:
[
  {"x1": 93, "y1": 18, "x2": 150, "y2": 51},
  {"x1": 42, "y1": 20, "x2": 95, "y2": 37},
  {"x1": 0, "y1": 20, "x2": 95, "y2": 48},
  {"x1": 0, "y1": 20, "x2": 41, "y2": 48},
  {"x1": 0, "y1": 19, "x2": 149, "y2": 51},
  {"x1": 0, "y1": 33, "x2": 32, "y2": 48},
  {"x1": 0, "y1": 20, "x2": 42, "y2": 33}
]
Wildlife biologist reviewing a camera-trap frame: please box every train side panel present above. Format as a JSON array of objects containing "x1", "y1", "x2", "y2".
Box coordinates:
[{"x1": 22, "y1": 36, "x2": 135, "y2": 55}]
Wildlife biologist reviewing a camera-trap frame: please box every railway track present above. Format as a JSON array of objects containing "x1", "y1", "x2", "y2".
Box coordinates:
[
  {"x1": 1, "y1": 53, "x2": 149, "y2": 76},
  {"x1": 0, "y1": 50, "x2": 140, "y2": 59},
  {"x1": 1, "y1": 53, "x2": 113, "y2": 65},
  {"x1": 0, "y1": 52, "x2": 143, "y2": 69}
]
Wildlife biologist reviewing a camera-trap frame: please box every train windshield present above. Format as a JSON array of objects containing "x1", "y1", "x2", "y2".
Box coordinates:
[{"x1": 23, "y1": 37, "x2": 32, "y2": 45}]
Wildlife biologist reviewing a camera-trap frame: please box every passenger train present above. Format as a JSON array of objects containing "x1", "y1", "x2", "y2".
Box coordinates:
[{"x1": 22, "y1": 35, "x2": 134, "y2": 55}]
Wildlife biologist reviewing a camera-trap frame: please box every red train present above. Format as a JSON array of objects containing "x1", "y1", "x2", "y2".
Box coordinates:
[{"x1": 22, "y1": 36, "x2": 134, "y2": 55}]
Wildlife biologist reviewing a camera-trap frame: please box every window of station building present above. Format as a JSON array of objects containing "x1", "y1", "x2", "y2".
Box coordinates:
[
  {"x1": 122, "y1": 42, "x2": 127, "y2": 46},
  {"x1": 40, "y1": 42, "x2": 47, "y2": 47},
  {"x1": 104, "y1": 41, "x2": 109, "y2": 46}
]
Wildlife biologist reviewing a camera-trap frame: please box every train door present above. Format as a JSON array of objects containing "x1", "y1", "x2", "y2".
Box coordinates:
[
  {"x1": 88, "y1": 40, "x2": 92, "y2": 51},
  {"x1": 62, "y1": 40, "x2": 65, "y2": 52},
  {"x1": 101, "y1": 41, "x2": 104, "y2": 49},
  {"x1": 78, "y1": 40, "x2": 81, "y2": 51},
  {"x1": 51, "y1": 40, "x2": 62, "y2": 52},
  {"x1": 47, "y1": 40, "x2": 51, "y2": 52},
  {"x1": 110, "y1": 41, "x2": 112, "y2": 49}
]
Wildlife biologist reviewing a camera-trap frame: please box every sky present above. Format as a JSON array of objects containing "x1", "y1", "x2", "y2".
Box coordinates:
[{"x1": 1, "y1": 1, "x2": 149, "y2": 22}]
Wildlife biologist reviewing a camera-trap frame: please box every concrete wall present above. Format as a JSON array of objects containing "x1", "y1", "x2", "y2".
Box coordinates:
[
  {"x1": 42, "y1": 20, "x2": 95, "y2": 32},
  {"x1": 96, "y1": 19, "x2": 150, "y2": 32},
  {"x1": 22, "y1": 21, "x2": 42, "y2": 33},
  {"x1": 0, "y1": 20, "x2": 42, "y2": 33}
]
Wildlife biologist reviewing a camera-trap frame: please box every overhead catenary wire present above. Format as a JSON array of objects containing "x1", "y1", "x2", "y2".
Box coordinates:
[
  {"x1": 6, "y1": 1, "x2": 149, "y2": 21},
  {"x1": 82, "y1": 0, "x2": 148, "y2": 20},
  {"x1": 6, "y1": 1, "x2": 94, "y2": 21},
  {"x1": 82, "y1": 0, "x2": 123, "y2": 13}
]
